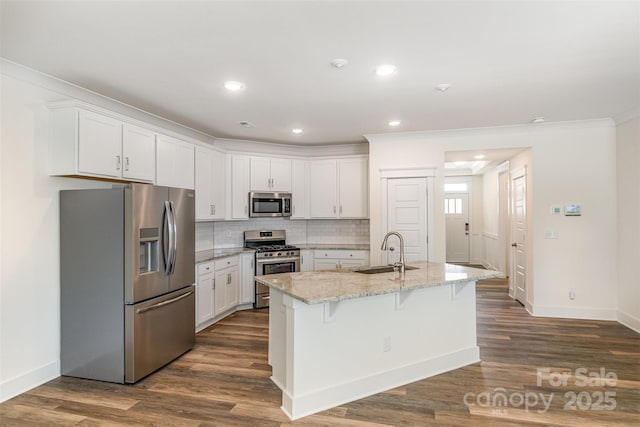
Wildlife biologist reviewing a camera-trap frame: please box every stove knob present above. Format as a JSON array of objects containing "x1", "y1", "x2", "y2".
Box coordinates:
[{"x1": 277, "y1": 252, "x2": 282, "y2": 256}]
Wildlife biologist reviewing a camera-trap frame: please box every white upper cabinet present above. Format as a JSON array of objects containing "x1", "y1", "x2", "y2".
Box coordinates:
[
  {"x1": 50, "y1": 107, "x2": 155, "y2": 183},
  {"x1": 250, "y1": 156, "x2": 291, "y2": 192},
  {"x1": 309, "y1": 157, "x2": 368, "y2": 219},
  {"x1": 195, "y1": 147, "x2": 226, "y2": 221},
  {"x1": 156, "y1": 134, "x2": 195, "y2": 189},
  {"x1": 230, "y1": 155, "x2": 250, "y2": 219},
  {"x1": 338, "y1": 157, "x2": 368, "y2": 218},
  {"x1": 291, "y1": 159, "x2": 309, "y2": 219},
  {"x1": 122, "y1": 124, "x2": 156, "y2": 182},
  {"x1": 309, "y1": 160, "x2": 338, "y2": 218}
]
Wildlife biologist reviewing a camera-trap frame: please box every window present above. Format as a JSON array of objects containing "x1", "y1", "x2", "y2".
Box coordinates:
[
  {"x1": 444, "y1": 183, "x2": 468, "y2": 192},
  {"x1": 445, "y1": 198, "x2": 463, "y2": 214}
]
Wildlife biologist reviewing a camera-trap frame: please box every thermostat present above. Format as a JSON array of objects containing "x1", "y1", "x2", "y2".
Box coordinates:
[{"x1": 565, "y1": 204, "x2": 581, "y2": 216}]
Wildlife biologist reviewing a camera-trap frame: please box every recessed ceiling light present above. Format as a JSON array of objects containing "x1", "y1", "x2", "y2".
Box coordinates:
[
  {"x1": 388, "y1": 120, "x2": 401, "y2": 127},
  {"x1": 474, "y1": 154, "x2": 485, "y2": 160},
  {"x1": 435, "y1": 83, "x2": 451, "y2": 92},
  {"x1": 224, "y1": 80, "x2": 244, "y2": 91},
  {"x1": 375, "y1": 64, "x2": 396, "y2": 76},
  {"x1": 292, "y1": 128, "x2": 303, "y2": 134},
  {"x1": 531, "y1": 116, "x2": 545, "y2": 124},
  {"x1": 330, "y1": 58, "x2": 348, "y2": 69}
]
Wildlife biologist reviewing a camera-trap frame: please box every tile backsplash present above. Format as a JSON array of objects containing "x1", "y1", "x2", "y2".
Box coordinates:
[{"x1": 196, "y1": 218, "x2": 370, "y2": 249}]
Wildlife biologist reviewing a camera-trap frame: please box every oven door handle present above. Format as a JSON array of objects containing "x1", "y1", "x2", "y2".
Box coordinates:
[{"x1": 256, "y1": 256, "x2": 301, "y2": 265}]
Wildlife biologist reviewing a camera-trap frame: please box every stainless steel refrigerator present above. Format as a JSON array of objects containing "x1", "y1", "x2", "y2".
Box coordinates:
[{"x1": 60, "y1": 184, "x2": 196, "y2": 383}]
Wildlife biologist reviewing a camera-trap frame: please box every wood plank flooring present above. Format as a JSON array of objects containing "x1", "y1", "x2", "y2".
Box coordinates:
[{"x1": 2, "y1": 277, "x2": 639, "y2": 426}]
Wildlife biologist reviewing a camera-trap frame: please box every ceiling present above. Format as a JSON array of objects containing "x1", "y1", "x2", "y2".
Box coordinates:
[{"x1": 1, "y1": 1, "x2": 638, "y2": 146}]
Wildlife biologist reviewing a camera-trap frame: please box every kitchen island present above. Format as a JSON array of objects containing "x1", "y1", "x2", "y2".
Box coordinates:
[{"x1": 256, "y1": 261, "x2": 504, "y2": 420}]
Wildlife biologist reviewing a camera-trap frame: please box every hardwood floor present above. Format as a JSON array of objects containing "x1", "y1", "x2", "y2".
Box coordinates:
[{"x1": 2, "y1": 278, "x2": 639, "y2": 426}]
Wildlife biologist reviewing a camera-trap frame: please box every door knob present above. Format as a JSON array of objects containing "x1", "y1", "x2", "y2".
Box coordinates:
[
  {"x1": 512, "y1": 243, "x2": 517, "y2": 247},
  {"x1": 389, "y1": 246, "x2": 395, "y2": 251}
]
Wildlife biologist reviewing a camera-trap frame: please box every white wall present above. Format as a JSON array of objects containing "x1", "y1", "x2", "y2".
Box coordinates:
[
  {"x1": 0, "y1": 75, "x2": 111, "y2": 401},
  {"x1": 616, "y1": 116, "x2": 640, "y2": 332},
  {"x1": 481, "y1": 168, "x2": 499, "y2": 270},
  {"x1": 367, "y1": 120, "x2": 617, "y2": 320}
]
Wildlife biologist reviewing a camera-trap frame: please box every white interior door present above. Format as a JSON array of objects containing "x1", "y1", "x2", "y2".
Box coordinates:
[
  {"x1": 445, "y1": 193, "x2": 470, "y2": 263},
  {"x1": 511, "y1": 172, "x2": 527, "y2": 304},
  {"x1": 386, "y1": 178, "x2": 428, "y2": 264}
]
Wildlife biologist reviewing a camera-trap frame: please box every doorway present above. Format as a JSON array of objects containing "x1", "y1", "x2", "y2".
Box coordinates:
[{"x1": 445, "y1": 193, "x2": 470, "y2": 263}]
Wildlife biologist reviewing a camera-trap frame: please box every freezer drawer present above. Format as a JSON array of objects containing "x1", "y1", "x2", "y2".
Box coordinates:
[{"x1": 125, "y1": 285, "x2": 195, "y2": 383}]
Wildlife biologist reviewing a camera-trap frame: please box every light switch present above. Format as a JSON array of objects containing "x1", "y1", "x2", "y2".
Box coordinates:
[
  {"x1": 550, "y1": 206, "x2": 561, "y2": 215},
  {"x1": 544, "y1": 230, "x2": 559, "y2": 239}
]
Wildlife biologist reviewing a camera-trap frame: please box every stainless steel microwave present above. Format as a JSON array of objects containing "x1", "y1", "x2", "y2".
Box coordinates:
[{"x1": 249, "y1": 192, "x2": 292, "y2": 217}]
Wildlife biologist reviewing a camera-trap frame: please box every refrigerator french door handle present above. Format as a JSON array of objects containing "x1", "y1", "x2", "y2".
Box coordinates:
[
  {"x1": 163, "y1": 201, "x2": 175, "y2": 275},
  {"x1": 135, "y1": 290, "x2": 194, "y2": 314},
  {"x1": 169, "y1": 201, "x2": 177, "y2": 275}
]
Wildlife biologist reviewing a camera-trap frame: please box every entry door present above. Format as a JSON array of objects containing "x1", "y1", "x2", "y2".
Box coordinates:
[
  {"x1": 511, "y1": 172, "x2": 527, "y2": 304},
  {"x1": 386, "y1": 178, "x2": 428, "y2": 263},
  {"x1": 445, "y1": 193, "x2": 470, "y2": 263}
]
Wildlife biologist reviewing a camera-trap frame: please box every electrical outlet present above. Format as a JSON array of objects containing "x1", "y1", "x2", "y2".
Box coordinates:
[
  {"x1": 383, "y1": 336, "x2": 391, "y2": 352},
  {"x1": 226, "y1": 231, "x2": 232, "y2": 238},
  {"x1": 569, "y1": 288, "x2": 576, "y2": 300}
]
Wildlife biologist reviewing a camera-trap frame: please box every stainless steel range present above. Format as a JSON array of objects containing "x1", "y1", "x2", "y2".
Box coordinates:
[{"x1": 244, "y1": 230, "x2": 300, "y2": 308}]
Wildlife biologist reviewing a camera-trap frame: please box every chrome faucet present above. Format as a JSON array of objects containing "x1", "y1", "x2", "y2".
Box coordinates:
[{"x1": 381, "y1": 231, "x2": 405, "y2": 273}]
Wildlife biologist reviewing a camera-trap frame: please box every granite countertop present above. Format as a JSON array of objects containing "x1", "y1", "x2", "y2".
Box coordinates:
[
  {"x1": 255, "y1": 261, "x2": 505, "y2": 305},
  {"x1": 296, "y1": 243, "x2": 370, "y2": 251},
  {"x1": 195, "y1": 247, "x2": 254, "y2": 263}
]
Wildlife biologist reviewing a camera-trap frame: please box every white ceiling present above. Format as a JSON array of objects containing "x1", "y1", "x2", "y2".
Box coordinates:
[{"x1": 1, "y1": 1, "x2": 638, "y2": 146}]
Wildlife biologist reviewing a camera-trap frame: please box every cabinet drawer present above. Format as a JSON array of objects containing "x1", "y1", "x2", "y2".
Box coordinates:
[
  {"x1": 313, "y1": 250, "x2": 366, "y2": 260},
  {"x1": 215, "y1": 255, "x2": 239, "y2": 270},
  {"x1": 197, "y1": 261, "x2": 215, "y2": 276}
]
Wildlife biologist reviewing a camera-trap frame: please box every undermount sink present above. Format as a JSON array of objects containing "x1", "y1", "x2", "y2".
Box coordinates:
[{"x1": 353, "y1": 265, "x2": 419, "y2": 274}]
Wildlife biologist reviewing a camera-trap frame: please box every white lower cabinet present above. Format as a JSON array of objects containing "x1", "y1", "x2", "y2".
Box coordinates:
[
  {"x1": 196, "y1": 255, "x2": 239, "y2": 331},
  {"x1": 300, "y1": 249, "x2": 313, "y2": 272},
  {"x1": 196, "y1": 261, "x2": 215, "y2": 331},
  {"x1": 313, "y1": 250, "x2": 369, "y2": 270},
  {"x1": 240, "y1": 252, "x2": 255, "y2": 305}
]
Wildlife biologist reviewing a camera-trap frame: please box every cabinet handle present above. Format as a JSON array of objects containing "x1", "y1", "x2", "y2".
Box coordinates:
[
  {"x1": 245, "y1": 205, "x2": 248, "y2": 215},
  {"x1": 210, "y1": 205, "x2": 214, "y2": 215},
  {"x1": 301, "y1": 254, "x2": 304, "y2": 264},
  {"x1": 333, "y1": 206, "x2": 336, "y2": 214},
  {"x1": 340, "y1": 205, "x2": 343, "y2": 214},
  {"x1": 115, "y1": 155, "x2": 121, "y2": 170},
  {"x1": 213, "y1": 279, "x2": 215, "y2": 290},
  {"x1": 293, "y1": 205, "x2": 295, "y2": 215},
  {"x1": 124, "y1": 156, "x2": 130, "y2": 171}
]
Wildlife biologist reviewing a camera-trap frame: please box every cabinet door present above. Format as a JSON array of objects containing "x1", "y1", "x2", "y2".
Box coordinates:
[
  {"x1": 314, "y1": 259, "x2": 339, "y2": 270},
  {"x1": 230, "y1": 155, "x2": 250, "y2": 219},
  {"x1": 211, "y1": 151, "x2": 226, "y2": 220},
  {"x1": 269, "y1": 158, "x2": 292, "y2": 192},
  {"x1": 300, "y1": 249, "x2": 313, "y2": 272},
  {"x1": 240, "y1": 253, "x2": 255, "y2": 304},
  {"x1": 77, "y1": 110, "x2": 122, "y2": 178},
  {"x1": 214, "y1": 270, "x2": 228, "y2": 315},
  {"x1": 195, "y1": 147, "x2": 214, "y2": 220},
  {"x1": 291, "y1": 160, "x2": 308, "y2": 219},
  {"x1": 339, "y1": 259, "x2": 366, "y2": 269},
  {"x1": 156, "y1": 135, "x2": 195, "y2": 189},
  {"x1": 226, "y1": 268, "x2": 240, "y2": 308},
  {"x1": 338, "y1": 158, "x2": 368, "y2": 218},
  {"x1": 250, "y1": 156, "x2": 271, "y2": 191},
  {"x1": 122, "y1": 124, "x2": 155, "y2": 182},
  {"x1": 197, "y1": 272, "x2": 215, "y2": 325},
  {"x1": 309, "y1": 160, "x2": 337, "y2": 218}
]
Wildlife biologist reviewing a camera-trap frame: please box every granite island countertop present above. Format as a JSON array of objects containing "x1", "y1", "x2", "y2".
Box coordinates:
[{"x1": 255, "y1": 261, "x2": 505, "y2": 304}]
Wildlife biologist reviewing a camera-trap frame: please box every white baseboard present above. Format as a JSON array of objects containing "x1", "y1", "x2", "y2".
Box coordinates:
[
  {"x1": 532, "y1": 305, "x2": 617, "y2": 321},
  {"x1": 0, "y1": 360, "x2": 59, "y2": 403},
  {"x1": 617, "y1": 310, "x2": 640, "y2": 333},
  {"x1": 281, "y1": 346, "x2": 480, "y2": 420}
]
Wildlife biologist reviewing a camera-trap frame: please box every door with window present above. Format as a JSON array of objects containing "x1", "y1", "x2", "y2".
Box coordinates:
[{"x1": 445, "y1": 193, "x2": 470, "y2": 263}]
